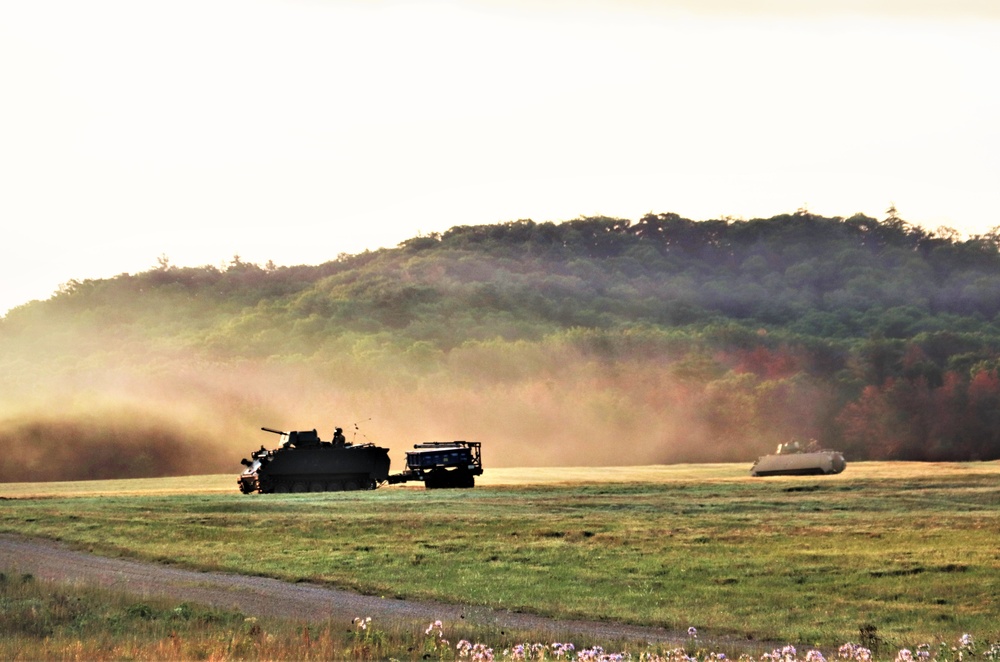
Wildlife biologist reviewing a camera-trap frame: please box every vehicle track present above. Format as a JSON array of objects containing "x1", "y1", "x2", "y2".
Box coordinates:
[{"x1": 0, "y1": 534, "x2": 698, "y2": 648}]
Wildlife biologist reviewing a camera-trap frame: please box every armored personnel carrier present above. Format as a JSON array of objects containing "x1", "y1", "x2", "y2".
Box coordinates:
[
  {"x1": 750, "y1": 440, "x2": 846, "y2": 477},
  {"x1": 238, "y1": 427, "x2": 390, "y2": 494}
]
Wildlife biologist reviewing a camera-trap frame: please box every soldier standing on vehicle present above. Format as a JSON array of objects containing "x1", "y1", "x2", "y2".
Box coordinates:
[{"x1": 333, "y1": 427, "x2": 346, "y2": 445}]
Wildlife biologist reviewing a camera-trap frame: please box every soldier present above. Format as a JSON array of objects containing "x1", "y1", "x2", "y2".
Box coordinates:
[{"x1": 333, "y1": 427, "x2": 346, "y2": 445}]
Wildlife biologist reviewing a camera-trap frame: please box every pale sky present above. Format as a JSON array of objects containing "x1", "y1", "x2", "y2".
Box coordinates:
[{"x1": 2, "y1": 0, "x2": 998, "y2": 315}]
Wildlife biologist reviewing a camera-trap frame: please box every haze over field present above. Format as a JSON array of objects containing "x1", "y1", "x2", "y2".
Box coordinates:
[
  {"x1": 2, "y1": 0, "x2": 999, "y2": 314},
  {"x1": 4, "y1": 214, "x2": 1000, "y2": 482},
  {"x1": 0, "y1": 328, "x2": 736, "y2": 479}
]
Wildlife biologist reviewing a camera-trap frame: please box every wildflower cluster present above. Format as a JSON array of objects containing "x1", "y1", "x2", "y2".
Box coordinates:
[
  {"x1": 887, "y1": 634, "x2": 984, "y2": 662},
  {"x1": 506, "y1": 643, "x2": 552, "y2": 660},
  {"x1": 839, "y1": 644, "x2": 874, "y2": 662},
  {"x1": 553, "y1": 643, "x2": 577, "y2": 658},
  {"x1": 761, "y1": 646, "x2": 810, "y2": 662},
  {"x1": 348, "y1": 614, "x2": 387, "y2": 653},
  {"x1": 458, "y1": 638, "x2": 496, "y2": 661},
  {"x1": 576, "y1": 645, "x2": 621, "y2": 662},
  {"x1": 502, "y1": 642, "x2": 617, "y2": 661},
  {"x1": 426, "y1": 620, "x2": 445, "y2": 638},
  {"x1": 623, "y1": 647, "x2": 711, "y2": 662},
  {"x1": 379, "y1": 618, "x2": 994, "y2": 662},
  {"x1": 955, "y1": 634, "x2": 975, "y2": 662},
  {"x1": 425, "y1": 619, "x2": 450, "y2": 656}
]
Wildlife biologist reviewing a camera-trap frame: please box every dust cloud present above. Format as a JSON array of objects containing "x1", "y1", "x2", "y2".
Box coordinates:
[
  {"x1": 0, "y1": 412, "x2": 221, "y2": 482},
  {"x1": 0, "y1": 335, "x2": 828, "y2": 482}
]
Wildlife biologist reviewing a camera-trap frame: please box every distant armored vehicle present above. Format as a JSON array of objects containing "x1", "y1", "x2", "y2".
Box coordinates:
[
  {"x1": 387, "y1": 441, "x2": 483, "y2": 489},
  {"x1": 238, "y1": 427, "x2": 390, "y2": 494},
  {"x1": 750, "y1": 440, "x2": 846, "y2": 477},
  {"x1": 238, "y1": 428, "x2": 483, "y2": 493}
]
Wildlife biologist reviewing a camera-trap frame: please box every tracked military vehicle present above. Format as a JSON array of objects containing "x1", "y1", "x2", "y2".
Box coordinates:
[
  {"x1": 750, "y1": 440, "x2": 846, "y2": 477},
  {"x1": 238, "y1": 428, "x2": 483, "y2": 493},
  {"x1": 238, "y1": 427, "x2": 390, "y2": 494}
]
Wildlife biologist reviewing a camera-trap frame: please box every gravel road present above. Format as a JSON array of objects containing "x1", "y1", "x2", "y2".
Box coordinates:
[{"x1": 0, "y1": 534, "x2": 694, "y2": 648}]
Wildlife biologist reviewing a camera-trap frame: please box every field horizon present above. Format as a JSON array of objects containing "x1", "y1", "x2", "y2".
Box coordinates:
[{"x1": 5, "y1": 460, "x2": 999, "y2": 498}]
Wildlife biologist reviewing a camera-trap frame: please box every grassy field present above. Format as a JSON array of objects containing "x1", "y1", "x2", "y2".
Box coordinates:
[
  {"x1": 2, "y1": 462, "x2": 999, "y2": 657},
  {"x1": 0, "y1": 571, "x2": 486, "y2": 661}
]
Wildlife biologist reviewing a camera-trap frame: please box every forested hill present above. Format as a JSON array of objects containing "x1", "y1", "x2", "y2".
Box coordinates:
[{"x1": 3, "y1": 210, "x2": 1000, "y2": 481}]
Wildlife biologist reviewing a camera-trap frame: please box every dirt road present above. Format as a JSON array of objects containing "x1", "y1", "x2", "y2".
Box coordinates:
[{"x1": 0, "y1": 534, "x2": 690, "y2": 647}]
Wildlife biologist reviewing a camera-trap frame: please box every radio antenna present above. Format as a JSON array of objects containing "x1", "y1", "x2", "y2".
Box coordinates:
[{"x1": 352, "y1": 417, "x2": 372, "y2": 442}]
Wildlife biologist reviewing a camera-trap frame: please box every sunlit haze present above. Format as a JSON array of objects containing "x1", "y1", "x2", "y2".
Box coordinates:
[{"x1": 2, "y1": 0, "x2": 998, "y2": 314}]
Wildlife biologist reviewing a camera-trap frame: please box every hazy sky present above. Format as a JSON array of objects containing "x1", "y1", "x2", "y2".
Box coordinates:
[{"x1": 2, "y1": 0, "x2": 998, "y2": 314}]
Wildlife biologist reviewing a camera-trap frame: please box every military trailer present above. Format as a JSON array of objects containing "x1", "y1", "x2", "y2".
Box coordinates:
[
  {"x1": 387, "y1": 441, "x2": 483, "y2": 489},
  {"x1": 238, "y1": 428, "x2": 482, "y2": 493},
  {"x1": 750, "y1": 440, "x2": 846, "y2": 477}
]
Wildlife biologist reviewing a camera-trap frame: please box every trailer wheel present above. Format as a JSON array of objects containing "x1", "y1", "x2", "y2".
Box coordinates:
[
  {"x1": 450, "y1": 470, "x2": 474, "y2": 488},
  {"x1": 424, "y1": 469, "x2": 474, "y2": 489}
]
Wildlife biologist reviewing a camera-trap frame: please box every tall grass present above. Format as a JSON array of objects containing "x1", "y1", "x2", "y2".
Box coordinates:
[
  {"x1": 0, "y1": 571, "x2": 402, "y2": 660},
  {"x1": 0, "y1": 572, "x2": 710, "y2": 661},
  {"x1": 2, "y1": 573, "x2": 998, "y2": 661}
]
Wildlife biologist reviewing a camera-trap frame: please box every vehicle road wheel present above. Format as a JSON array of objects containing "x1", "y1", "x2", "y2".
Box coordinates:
[
  {"x1": 344, "y1": 480, "x2": 359, "y2": 491},
  {"x1": 292, "y1": 482, "x2": 307, "y2": 493},
  {"x1": 274, "y1": 483, "x2": 290, "y2": 494},
  {"x1": 327, "y1": 481, "x2": 343, "y2": 491},
  {"x1": 309, "y1": 481, "x2": 325, "y2": 492}
]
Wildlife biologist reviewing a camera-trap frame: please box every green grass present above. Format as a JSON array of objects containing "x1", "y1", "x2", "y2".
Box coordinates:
[
  {"x1": 2, "y1": 463, "x2": 1000, "y2": 650},
  {"x1": 0, "y1": 571, "x2": 508, "y2": 661},
  {"x1": 0, "y1": 571, "x2": 267, "y2": 660}
]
